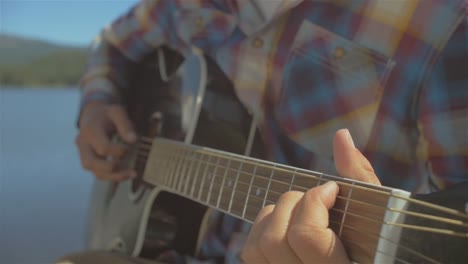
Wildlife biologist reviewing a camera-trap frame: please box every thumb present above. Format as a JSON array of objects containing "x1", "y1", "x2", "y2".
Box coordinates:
[
  {"x1": 106, "y1": 105, "x2": 137, "y2": 143},
  {"x1": 333, "y1": 129, "x2": 380, "y2": 185}
]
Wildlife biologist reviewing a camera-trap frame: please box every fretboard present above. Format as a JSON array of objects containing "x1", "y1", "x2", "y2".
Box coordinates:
[
  {"x1": 142, "y1": 138, "x2": 402, "y2": 262},
  {"x1": 141, "y1": 138, "x2": 468, "y2": 264}
]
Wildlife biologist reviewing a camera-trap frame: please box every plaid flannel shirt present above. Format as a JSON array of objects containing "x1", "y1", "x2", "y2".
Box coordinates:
[{"x1": 81, "y1": 0, "x2": 468, "y2": 263}]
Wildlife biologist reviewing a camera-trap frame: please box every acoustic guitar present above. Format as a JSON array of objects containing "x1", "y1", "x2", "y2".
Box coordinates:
[{"x1": 87, "y1": 47, "x2": 468, "y2": 264}]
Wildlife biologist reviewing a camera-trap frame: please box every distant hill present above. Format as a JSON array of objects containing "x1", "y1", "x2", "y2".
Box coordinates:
[{"x1": 0, "y1": 34, "x2": 88, "y2": 87}]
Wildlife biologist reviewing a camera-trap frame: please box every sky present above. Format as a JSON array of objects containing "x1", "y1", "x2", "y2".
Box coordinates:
[{"x1": 1, "y1": 0, "x2": 138, "y2": 47}]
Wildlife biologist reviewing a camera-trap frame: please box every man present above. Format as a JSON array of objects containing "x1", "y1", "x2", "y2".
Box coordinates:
[{"x1": 71, "y1": 0, "x2": 468, "y2": 263}]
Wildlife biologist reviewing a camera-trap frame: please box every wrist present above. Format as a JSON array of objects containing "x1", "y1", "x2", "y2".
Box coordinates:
[{"x1": 77, "y1": 91, "x2": 118, "y2": 127}]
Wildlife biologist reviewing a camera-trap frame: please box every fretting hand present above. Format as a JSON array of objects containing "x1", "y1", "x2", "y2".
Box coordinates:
[{"x1": 241, "y1": 129, "x2": 381, "y2": 263}]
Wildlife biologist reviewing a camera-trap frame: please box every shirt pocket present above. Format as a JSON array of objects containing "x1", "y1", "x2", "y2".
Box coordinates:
[
  {"x1": 277, "y1": 21, "x2": 395, "y2": 153},
  {"x1": 173, "y1": 8, "x2": 236, "y2": 52}
]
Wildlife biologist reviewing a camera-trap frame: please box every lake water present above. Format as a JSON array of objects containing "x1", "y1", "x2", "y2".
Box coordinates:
[{"x1": 0, "y1": 88, "x2": 94, "y2": 264}]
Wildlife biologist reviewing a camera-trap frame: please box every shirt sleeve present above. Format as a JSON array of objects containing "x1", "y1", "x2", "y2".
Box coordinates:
[
  {"x1": 419, "y1": 17, "x2": 468, "y2": 190},
  {"x1": 80, "y1": 0, "x2": 164, "y2": 102},
  {"x1": 80, "y1": 0, "x2": 236, "y2": 104}
]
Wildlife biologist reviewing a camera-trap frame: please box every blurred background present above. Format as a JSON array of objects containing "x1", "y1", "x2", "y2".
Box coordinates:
[{"x1": 0, "y1": 1, "x2": 136, "y2": 263}]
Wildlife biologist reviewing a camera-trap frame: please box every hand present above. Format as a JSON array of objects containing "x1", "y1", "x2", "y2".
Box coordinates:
[
  {"x1": 75, "y1": 100, "x2": 137, "y2": 181},
  {"x1": 241, "y1": 129, "x2": 381, "y2": 263}
]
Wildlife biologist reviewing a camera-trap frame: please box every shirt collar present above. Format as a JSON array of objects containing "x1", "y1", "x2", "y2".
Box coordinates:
[{"x1": 235, "y1": 0, "x2": 303, "y2": 36}]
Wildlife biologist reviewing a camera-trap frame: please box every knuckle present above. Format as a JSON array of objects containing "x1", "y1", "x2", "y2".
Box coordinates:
[
  {"x1": 95, "y1": 144, "x2": 109, "y2": 156},
  {"x1": 287, "y1": 226, "x2": 308, "y2": 249}
]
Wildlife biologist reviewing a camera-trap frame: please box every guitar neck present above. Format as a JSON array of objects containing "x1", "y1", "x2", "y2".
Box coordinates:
[{"x1": 140, "y1": 137, "x2": 468, "y2": 263}]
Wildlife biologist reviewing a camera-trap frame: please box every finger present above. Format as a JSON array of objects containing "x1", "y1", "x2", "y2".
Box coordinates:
[
  {"x1": 259, "y1": 191, "x2": 304, "y2": 263},
  {"x1": 87, "y1": 126, "x2": 127, "y2": 158},
  {"x1": 106, "y1": 105, "x2": 137, "y2": 143},
  {"x1": 78, "y1": 142, "x2": 116, "y2": 172},
  {"x1": 242, "y1": 205, "x2": 274, "y2": 264},
  {"x1": 333, "y1": 129, "x2": 380, "y2": 185},
  {"x1": 288, "y1": 181, "x2": 350, "y2": 263},
  {"x1": 78, "y1": 143, "x2": 135, "y2": 181}
]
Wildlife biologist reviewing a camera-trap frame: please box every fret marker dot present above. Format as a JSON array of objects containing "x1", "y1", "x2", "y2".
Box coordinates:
[
  {"x1": 227, "y1": 180, "x2": 232, "y2": 187},
  {"x1": 256, "y1": 188, "x2": 261, "y2": 196}
]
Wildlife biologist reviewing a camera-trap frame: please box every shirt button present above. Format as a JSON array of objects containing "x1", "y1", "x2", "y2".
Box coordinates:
[
  {"x1": 252, "y1": 37, "x2": 264, "y2": 49},
  {"x1": 333, "y1": 46, "x2": 346, "y2": 59}
]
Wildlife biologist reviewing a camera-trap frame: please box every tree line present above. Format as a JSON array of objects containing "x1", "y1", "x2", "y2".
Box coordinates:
[{"x1": 0, "y1": 49, "x2": 87, "y2": 87}]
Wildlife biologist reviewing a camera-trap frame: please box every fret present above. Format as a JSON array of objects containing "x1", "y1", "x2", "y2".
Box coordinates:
[
  {"x1": 175, "y1": 147, "x2": 187, "y2": 193},
  {"x1": 291, "y1": 174, "x2": 320, "y2": 191},
  {"x1": 172, "y1": 149, "x2": 181, "y2": 191},
  {"x1": 182, "y1": 149, "x2": 193, "y2": 194},
  {"x1": 289, "y1": 169, "x2": 297, "y2": 191},
  {"x1": 209, "y1": 158, "x2": 227, "y2": 206},
  {"x1": 217, "y1": 159, "x2": 231, "y2": 209},
  {"x1": 228, "y1": 161, "x2": 247, "y2": 217},
  {"x1": 339, "y1": 181, "x2": 356, "y2": 238},
  {"x1": 199, "y1": 154, "x2": 213, "y2": 202},
  {"x1": 178, "y1": 148, "x2": 189, "y2": 193},
  {"x1": 219, "y1": 160, "x2": 239, "y2": 212},
  {"x1": 206, "y1": 156, "x2": 221, "y2": 205},
  {"x1": 166, "y1": 148, "x2": 179, "y2": 190},
  {"x1": 268, "y1": 168, "x2": 294, "y2": 196},
  {"x1": 262, "y1": 166, "x2": 276, "y2": 208},
  {"x1": 242, "y1": 163, "x2": 257, "y2": 219},
  {"x1": 183, "y1": 150, "x2": 196, "y2": 195},
  {"x1": 155, "y1": 150, "x2": 169, "y2": 185},
  {"x1": 244, "y1": 193, "x2": 264, "y2": 222},
  {"x1": 330, "y1": 207, "x2": 383, "y2": 238},
  {"x1": 345, "y1": 185, "x2": 389, "y2": 210},
  {"x1": 189, "y1": 152, "x2": 203, "y2": 198},
  {"x1": 317, "y1": 172, "x2": 324, "y2": 186}
]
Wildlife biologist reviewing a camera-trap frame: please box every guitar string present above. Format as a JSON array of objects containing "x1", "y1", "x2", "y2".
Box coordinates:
[
  {"x1": 335, "y1": 235, "x2": 435, "y2": 264},
  {"x1": 152, "y1": 160, "x2": 441, "y2": 264},
  {"x1": 141, "y1": 139, "x2": 468, "y2": 220},
  {"x1": 137, "y1": 156, "x2": 468, "y2": 239},
  {"x1": 182, "y1": 167, "x2": 450, "y2": 264},
  {"x1": 136, "y1": 142, "x2": 468, "y2": 231},
  {"x1": 187, "y1": 172, "x2": 468, "y2": 238},
  {"x1": 136, "y1": 143, "x2": 468, "y2": 237},
  {"x1": 162, "y1": 175, "x2": 433, "y2": 263},
  {"x1": 328, "y1": 222, "x2": 439, "y2": 264},
  {"x1": 135, "y1": 142, "x2": 448, "y2": 263},
  {"x1": 136, "y1": 140, "x2": 468, "y2": 232}
]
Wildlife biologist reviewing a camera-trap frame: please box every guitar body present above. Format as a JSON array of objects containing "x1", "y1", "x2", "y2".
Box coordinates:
[{"x1": 87, "y1": 48, "x2": 263, "y2": 259}]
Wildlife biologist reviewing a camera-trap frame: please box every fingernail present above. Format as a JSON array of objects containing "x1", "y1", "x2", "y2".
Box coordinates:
[
  {"x1": 345, "y1": 129, "x2": 355, "y2": 148},
  {"x1": 321, "y1": 181, "x2": 338, "y2": 195}
]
